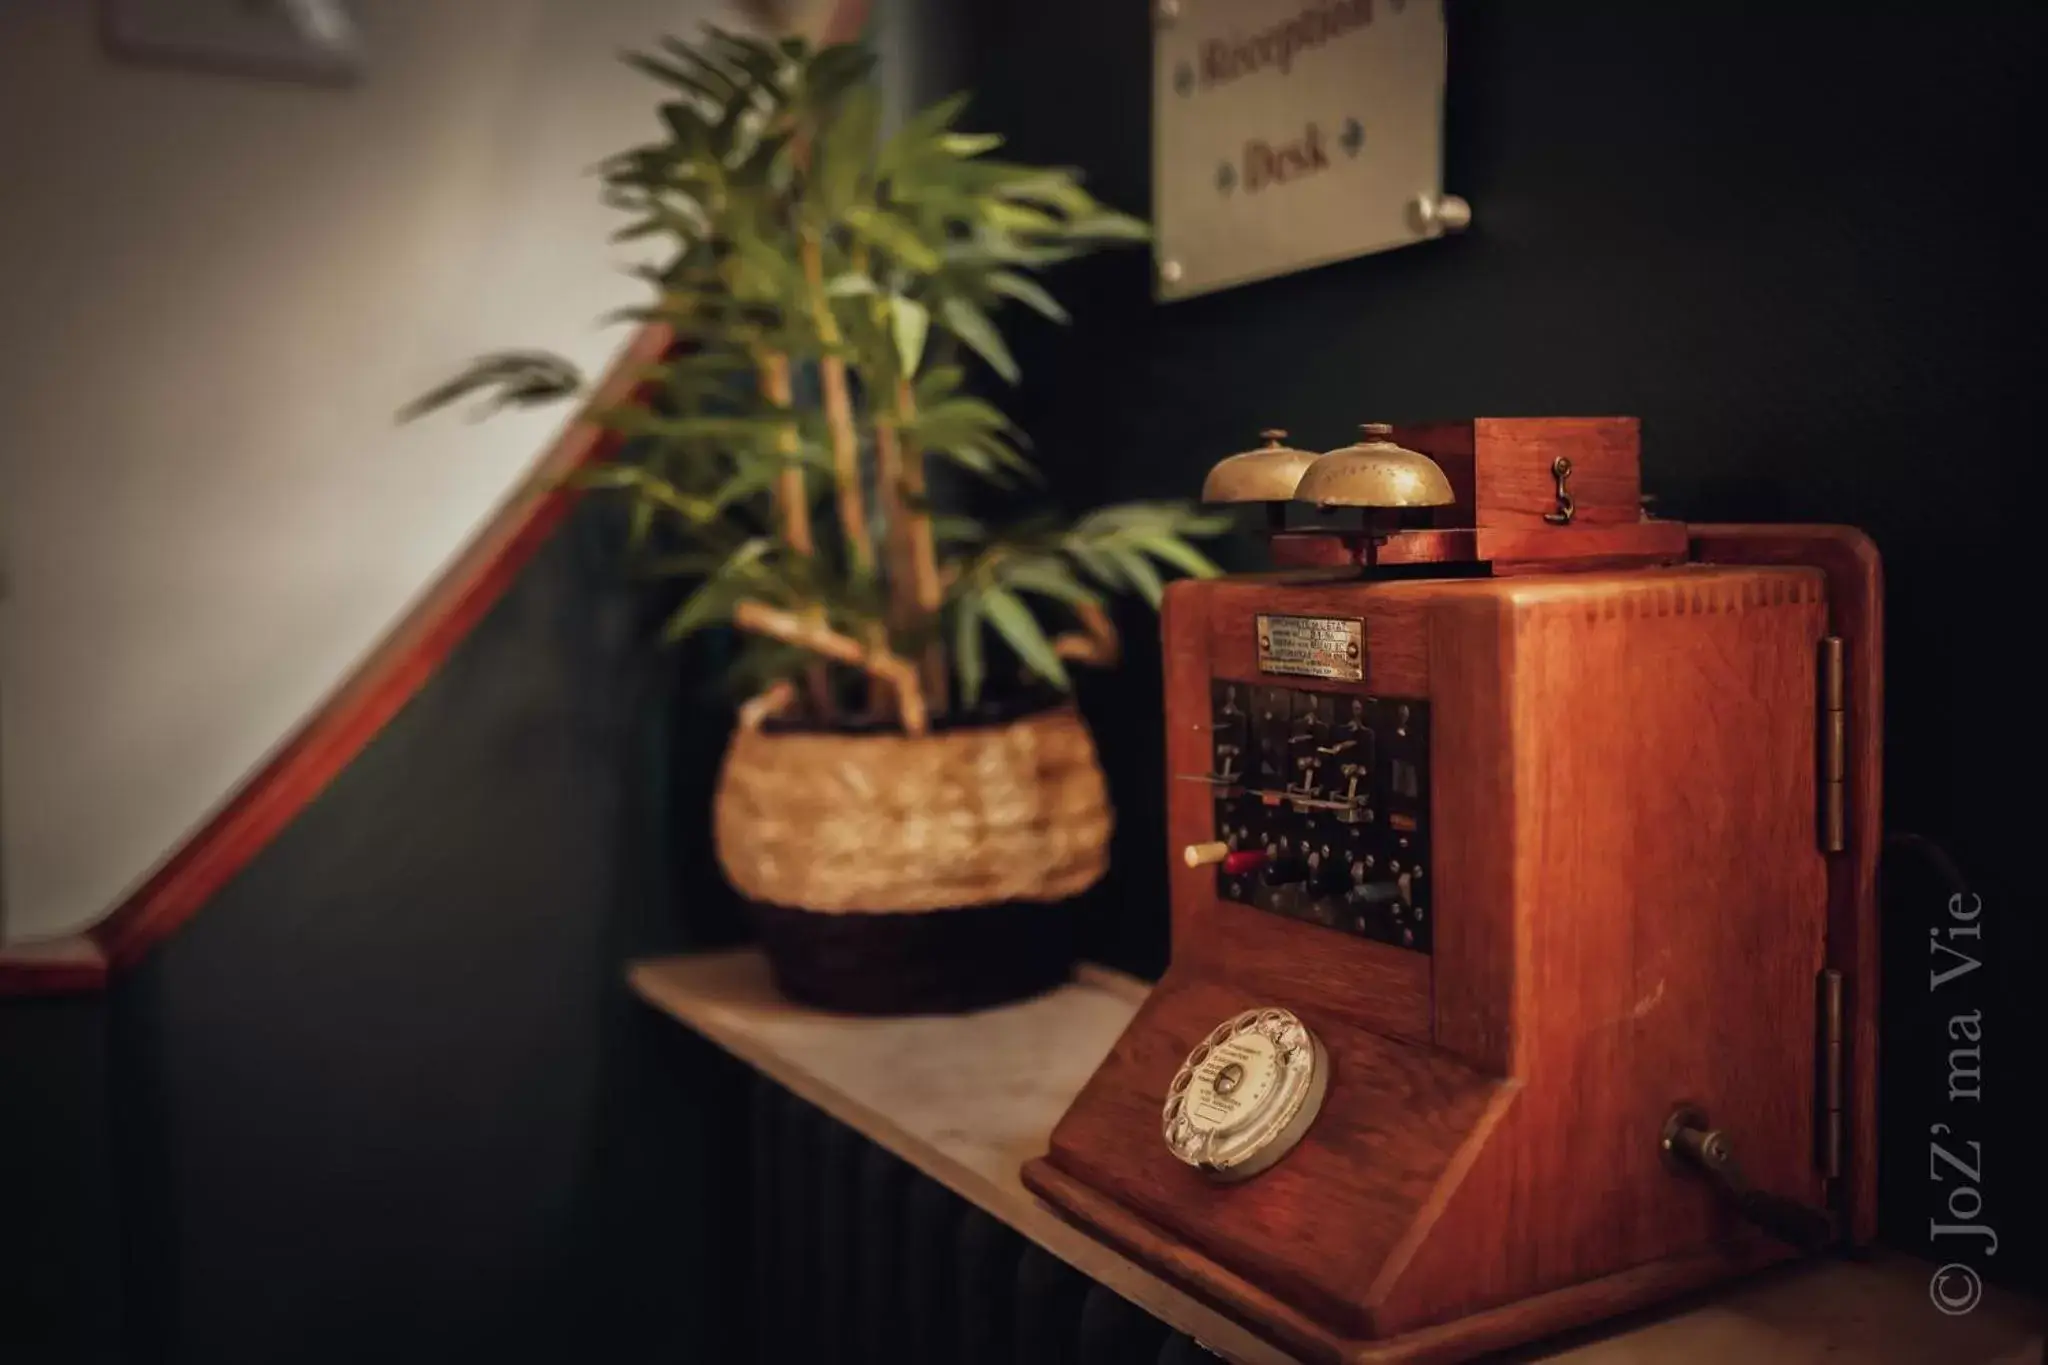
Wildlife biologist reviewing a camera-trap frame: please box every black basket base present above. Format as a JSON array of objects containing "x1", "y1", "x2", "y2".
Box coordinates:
[{"x1": 750, "y1": 897, "x2": 1080, "y2": 1016}]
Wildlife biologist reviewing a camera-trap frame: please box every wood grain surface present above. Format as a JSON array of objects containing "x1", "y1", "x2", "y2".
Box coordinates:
[{"x1": 1268, "y1": 523, "x2": 1688, "y2": 574}]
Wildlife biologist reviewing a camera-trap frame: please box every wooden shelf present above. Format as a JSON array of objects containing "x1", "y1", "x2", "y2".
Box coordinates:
[{"x1": 630, "y1": 951, "x2": 2043, "y2": 1365}]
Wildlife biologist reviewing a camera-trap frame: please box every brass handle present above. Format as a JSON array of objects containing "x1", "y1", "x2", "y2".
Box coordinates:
[{"x1": 1543, "y1": 456, "x2": 1576, "y2": 525}]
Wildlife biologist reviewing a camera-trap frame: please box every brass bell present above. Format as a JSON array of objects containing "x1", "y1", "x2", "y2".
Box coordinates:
[
  {"x1": 1201, "y1": 429, "x2": 1320, "y2": 504},
  {"x1": 1294, "y1": 423, "x2": 1455, "y2": 510}
]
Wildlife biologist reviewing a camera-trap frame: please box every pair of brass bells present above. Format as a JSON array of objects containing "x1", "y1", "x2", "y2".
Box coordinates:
[{"x1": 1202, "y1": 424, "x2": 1454, "y2": 511}]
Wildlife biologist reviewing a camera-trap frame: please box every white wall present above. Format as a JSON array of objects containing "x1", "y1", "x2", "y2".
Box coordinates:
[{"x1": 0, "y1": 0, "x2": 747, "y2": 942}]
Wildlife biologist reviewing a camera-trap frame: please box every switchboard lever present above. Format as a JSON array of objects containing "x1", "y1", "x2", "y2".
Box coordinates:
[{"x1": 1661, "y1": 1107, "x2": 1834, "y2": 1253}]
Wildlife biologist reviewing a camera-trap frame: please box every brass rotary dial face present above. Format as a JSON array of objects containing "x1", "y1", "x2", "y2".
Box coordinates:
[{"x1": 1162, "y1": 1007, "x2": 1328, "y2": 1181}]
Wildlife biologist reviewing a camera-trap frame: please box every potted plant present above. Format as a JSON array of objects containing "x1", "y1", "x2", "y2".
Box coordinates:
[{"x1": 406, "y1": 27, "x2": 1222, "y2": 1013}]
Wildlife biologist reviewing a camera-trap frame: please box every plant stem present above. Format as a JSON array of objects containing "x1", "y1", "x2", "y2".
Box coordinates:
[
  {"x1": 732, "y1": 598, "x2": 927, "y2": 735},
  {"x1": 799, "y1": 233, "x2": 873, "y2": 580},
  {"x1": 757, "y1": 350, "x2": 830, "y2": 717},
  {"x1": 757, "y1": 351, "x2": 814, "y2": 556},
  {"x1": 892, "y1": 377, "x2": 948, "y2": 714},
  {"x1": 871, "y1": 414, "x2": 912, "y2": 613},
  {"x1": 1051, "y1": 599, "x2": 1120, "y2": 667}
]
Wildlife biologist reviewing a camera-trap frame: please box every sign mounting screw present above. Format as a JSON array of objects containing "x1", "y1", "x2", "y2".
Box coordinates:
[
  {"x1": 1156, "y1": 0, "x2": 1181, "y2": 22},
  {"x1": 1408, "y1": 193, "x2": 1473, "y2": 236},
  {"x1": 1160, "y1": 258, "x2": 1185, "y2": 285}
]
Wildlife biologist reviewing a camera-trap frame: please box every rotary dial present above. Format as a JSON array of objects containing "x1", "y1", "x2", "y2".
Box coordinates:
[{"x1": 1161, "y1": 1006, "x2": 1328, "y2": 1181}]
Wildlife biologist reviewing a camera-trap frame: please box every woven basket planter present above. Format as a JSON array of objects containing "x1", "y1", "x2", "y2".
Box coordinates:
[{"x1": 714, "y1": 700, "x2": 1113, "y2": 1014}]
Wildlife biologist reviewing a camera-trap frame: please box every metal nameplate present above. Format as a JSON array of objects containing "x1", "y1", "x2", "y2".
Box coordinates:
[{"x1": 1255, "y1": 614, "x2": 1363, "y2": 681}]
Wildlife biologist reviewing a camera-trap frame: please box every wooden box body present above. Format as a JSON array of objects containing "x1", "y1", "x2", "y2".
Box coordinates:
[{"x1": 1024, "y1": 532, "x2": 1882, "y2": 1364}]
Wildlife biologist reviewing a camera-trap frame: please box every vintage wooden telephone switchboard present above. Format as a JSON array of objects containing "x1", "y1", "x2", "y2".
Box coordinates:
[{"x1": 1021, "y1": 419, "x2": 1881, "y2": 1363}]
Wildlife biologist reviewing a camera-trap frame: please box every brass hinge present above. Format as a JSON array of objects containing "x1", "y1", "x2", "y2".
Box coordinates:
[
  {"x1": 1818, "y1": 636, "x2": 1847, "y2": 853},
  {"x1": 1817, "y1": 968, "x2": 1844, "y2": 1181}
]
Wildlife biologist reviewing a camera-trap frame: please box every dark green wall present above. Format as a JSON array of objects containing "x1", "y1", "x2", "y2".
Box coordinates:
[
  {"x1": 5, "y1": 503, "x2": 761, "y2": 1364},
  {"x1": 0, "y1": 996, "x2": 123, "y2": 1362},
  {"x1": 98, "y1": 504, "x2": 754, "y2": 1364}
]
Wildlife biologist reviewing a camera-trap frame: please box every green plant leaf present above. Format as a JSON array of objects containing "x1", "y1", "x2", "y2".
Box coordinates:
[
  {"x1": 877, "y1": 92, "x2": 970, "y2": 177},
  {"x1": 801, "y1": 41, "x2": 876, "y2": 112},
  {"x1": 825, "y1": 272, "x2": 879, "y2": 297},
  {"x1": 998, "y1": 171, "x2": 1097, "y2": 215},
  {"x1": 1065, "y1": 210, "x2": 1152, "y2": 241},
  {"x1": 1067, "y1": 541, "x2": 1122, "y2": 589},
  {"x1": 661, "y1": 578, "x2": 731, "y2": 643},
  {"x1": 986, "y1": 270, "x2": 1069, "y2": 323},
  {"x1": 1109, "y1": 546, "x2": 1164, "y2": 606},
  {"x1": 939, "y1": 132, "x2": 1003, "y2": 158},
  {"x1": 654, "y1": 36, "x2": 742, "y2": 102},
  {"x1": 398, "y1": 351, "x2": 584, "y2": 422},
  {"x1": 954, "y1": 594, "x2": 986, "y2": 708},
  {"x1": 700, "y1": 27, "x2": 787, "y2": 93},
  {"x1": 660, "y1": 536, "x2": 774, "y2": 642},
  {"x1": 938, "y1": 296, "x2": 1019, "y2": 384},
  {"x1": 843, "y1": 204, "x2": 941, "y2": 272},
  {"x1": 913, "y1": 396, "x2": 1013, "y2": 438},
  {"x1": 602, "y1": 412, "x2": 794, "y2": 446},
  {"x1": 1002, "y1": 558, "x2": 1100, "y2": 609},
  {"x1": 914, "y1": 364, "x2": 965, "y2": 406},
  {"x1": 569, "y1": 465, "x2": 719, "y2": 525},
  {"x1": 623, "y1": 51, "x2": 710, "y2": 94},
  {"x1": 1135, "y1": 532, "x2": 1221, "y2": 580},
  {"x1": 627, "y1": 494, "x2": 657, "y2": 553},
  {"x1": 731, "y1": 232, "x2": 801, "y2": 301},
  {"x1": 813, "y1": 83, "x2": 879, "y2": 217},
  {"x1": 890, "y1": 294, "x2": 930, "y2": 375},
  {"x1": 710, "y1": 463, "x2": 785, "y2": 513},
  {"x1": 980, "y1": 587, "x2": 1069, "y2": 689},
  {"x1": 922, "y1": 439, "x2": 1010, "y2": 485},
  {"x1": 980, "y1": 200, "x2": 1067, "y2": 236}
]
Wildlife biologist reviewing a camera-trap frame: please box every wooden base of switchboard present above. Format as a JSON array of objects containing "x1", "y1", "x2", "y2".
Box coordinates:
[{"x1": 1023, "y1": 1156, "x2": 1794, "y2": 1365}]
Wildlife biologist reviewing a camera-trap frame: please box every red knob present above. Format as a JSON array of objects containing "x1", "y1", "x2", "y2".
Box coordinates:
[{"x1": 1222, "y1": 849, "x2": 1268, "y2": 877}]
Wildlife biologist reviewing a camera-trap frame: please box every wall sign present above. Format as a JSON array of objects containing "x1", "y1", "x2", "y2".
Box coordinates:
[
  {"x1": 1152, "y1": 0, "x2": 1463, "y2": 301},
  {"x1": 104, "y1": 0, "x2": 363, "y2": 84}
]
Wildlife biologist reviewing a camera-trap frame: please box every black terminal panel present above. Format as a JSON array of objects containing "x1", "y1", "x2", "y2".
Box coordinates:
[{"x1": 1208, "y1": 681, "x2": 1432, "y2": 954}]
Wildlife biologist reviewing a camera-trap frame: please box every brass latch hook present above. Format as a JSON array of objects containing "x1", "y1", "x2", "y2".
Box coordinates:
[{"x1": 1543, "y1": 456, "x2": 1576, "y2": 525}]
